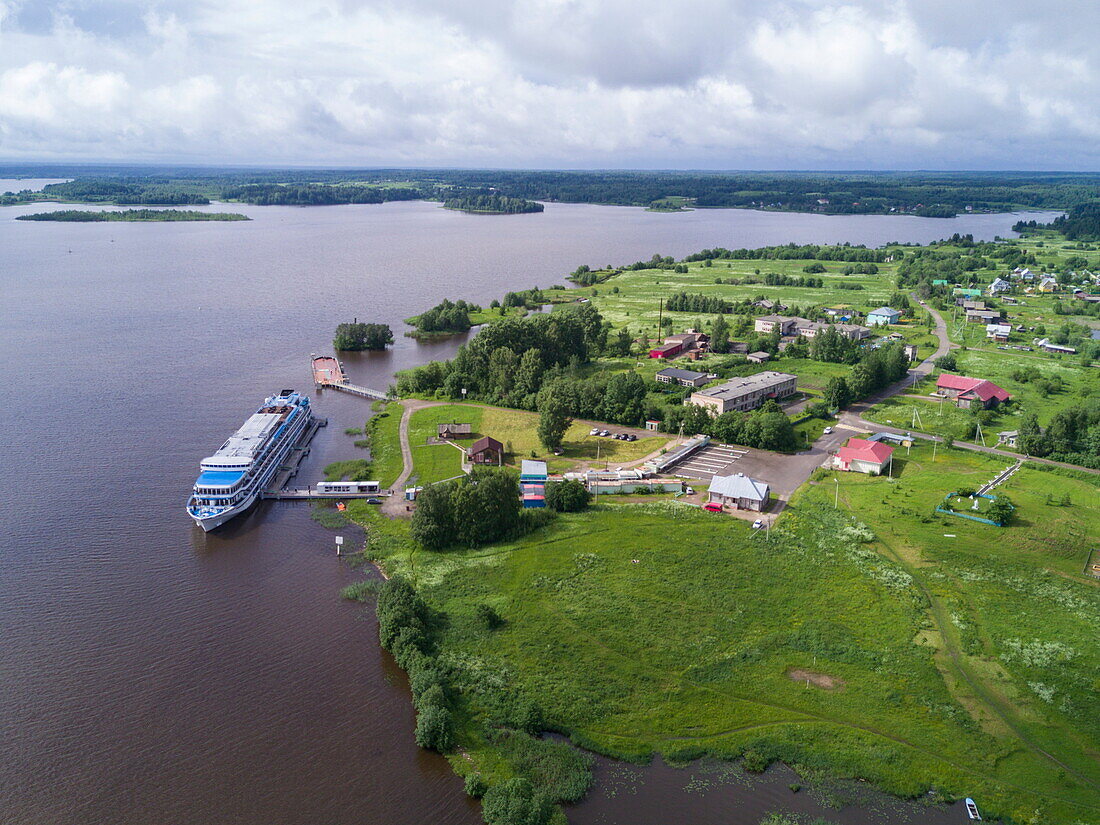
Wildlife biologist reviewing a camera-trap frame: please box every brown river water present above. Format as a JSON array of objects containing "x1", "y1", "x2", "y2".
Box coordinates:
[{"x1": 1, "y1": 190, "x2": 1049, "y2": 824}]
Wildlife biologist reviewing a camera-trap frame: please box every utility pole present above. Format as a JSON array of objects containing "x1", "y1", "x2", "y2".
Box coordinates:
[
  {"x1": 834, "y1": 476, "x2": 839, "y2": 509},
  {"x1": 657, "y1": 298, "x2": 664, "y2": 335}
]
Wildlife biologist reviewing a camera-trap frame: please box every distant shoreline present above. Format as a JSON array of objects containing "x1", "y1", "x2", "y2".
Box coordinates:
[{"x1": 16, "y1": 209, "x2": 250, "y2": 223}]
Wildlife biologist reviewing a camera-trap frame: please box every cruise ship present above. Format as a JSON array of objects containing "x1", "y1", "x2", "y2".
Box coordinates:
[{"x1": 187, "y1": 390, "x2": 313, "y2": 531}]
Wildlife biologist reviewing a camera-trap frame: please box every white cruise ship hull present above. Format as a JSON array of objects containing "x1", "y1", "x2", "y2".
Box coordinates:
[{"x1": 191, "y1": 491, "x2": 260, "y2": 532}]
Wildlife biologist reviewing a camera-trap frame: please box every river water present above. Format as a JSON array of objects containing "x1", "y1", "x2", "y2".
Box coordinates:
[{"x1": 0, "y1": 197, "x2": 1053, "y2": 824}]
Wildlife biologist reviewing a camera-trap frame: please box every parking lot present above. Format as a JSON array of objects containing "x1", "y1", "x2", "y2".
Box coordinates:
[{"x1": 665, "y1": 442, "x2": 747, "y2": 480}]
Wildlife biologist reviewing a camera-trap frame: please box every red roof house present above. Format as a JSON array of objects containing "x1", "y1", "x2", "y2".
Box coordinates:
[
  {"x1": 834, "y1": 438, "x2": 894, "y2": 475},
  {"x1": 936, "y1": 374, "x2": 1010, "y2": 409}
]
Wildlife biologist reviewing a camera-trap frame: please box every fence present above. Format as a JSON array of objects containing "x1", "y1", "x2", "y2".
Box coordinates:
[{"x1": 935, "y1": 492, "x2": 1013, "y2": 527}]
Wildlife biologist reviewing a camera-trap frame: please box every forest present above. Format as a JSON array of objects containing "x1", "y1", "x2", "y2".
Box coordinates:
[
  {"x1": 3, "y1": 166, "x2": 1098, "y2": 216},
  {"x1": 15, "y1": 209, "x2": 248, "y2": 222},
  {"x1": 1015, "y1": 202, "x2": 1100, "y2": 240}
]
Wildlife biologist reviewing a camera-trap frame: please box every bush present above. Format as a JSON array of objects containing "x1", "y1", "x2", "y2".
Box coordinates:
[
  {"x1": 464, "y1": 773, "x2": 488, "y2": 799},
  {"x1": 934, "y1": 352, "x2": 957, "y2": 371},
  {"x1": 545, "y1": 479, "x2": 591, "y2": 512},
  {"x1": 481, "y1": 778, "x2": 556, "y2": 825},
  {"x1": 414, "y1": 704, "x2": 454, "y2": 752},
  {"x1": 475, "y1": 603, "x2": 505, "y2": 630}
]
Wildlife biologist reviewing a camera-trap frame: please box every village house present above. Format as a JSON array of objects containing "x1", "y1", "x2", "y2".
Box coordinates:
[
  {"x1": 1036, "y1": 338, "x2": 1077, "y2": 355},
  {"x1": 836, "y1": 323, "x2": 872, "y2": 340},
  {"x1": 746, "y1": 351, "x2": 771, "y2": 363},
  {"x1": 1038, "y1": 276, "x2": 1059, "y2": 293},
  {"x1": 953, "y1": 287, "x2": 982, "y2": 300},
  {"x1": 935, "y1": 374, "x2": 1011, "y2": 409},
  {"x1": 988, "y1": 277, "x2": 1012, "y2": 295},
  {"x1": 687, "y1": 371, "x2": 797, "y2": 415},
  {"x1": 655, "y1": 367, "x2": 710, "y2": 388},
  {"x1": 437, "y1": 422, "x2": 472, "y2": 439},
  {"x1": 903, "y1": 343, "x2": 919, "y2": 361},
  {"x1": 997, "y1": 430, "x2": 1019, "y2": 448},
  {"x1": 752, "y1": 299, "x2": 786, "y2": 311},
  {"x1": 960, "y1": 300, "x2": 987, "y2": 311},
  {"x1": 833, "y1": 438, "x2": 894, "y2": 475},
  {"x1": 467, "y1": 435, "x2": 504, "y2": 465},
  {"x1": 665, "y1": 331, "x2": 708, "y2": 351},
  {"x1": 966, "y1": 309, "x2": 1002, "y2": 324},
  {"x1": 707, "y1": 472, "x2": 770, "y2": 511},
  {"x1": 986, "y1": 323, "x2": 1011, "y2": 342},
  {"x1": 866, "y1": 307, "x2": 901, "y2": 326}
]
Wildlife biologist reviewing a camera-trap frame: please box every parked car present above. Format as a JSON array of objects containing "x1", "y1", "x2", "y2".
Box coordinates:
[
  {"x1": 366, "y1": 497, "x2": 383, "y2": 505},
  {"x1": 823, "y1": 426, "x2": 833, "y2": 434},
  {"x1": 600, "y1": 430, "x2": 610, "y2": 437},
  {"x1": 752, "y1": 519, "x2": 764, "y2": 529},
  {"x1": 685, "y1": 487, "x2": 695, "y2": 495},
  {"x1": 626, "y1": 434, "x2": 637, "y2": 441},
  {"x1": 703, "y1": 502, "x2": 723, "y2": 513},
  {"x1": 590, "y1": 427, "x2": 600, "y2": 436}
]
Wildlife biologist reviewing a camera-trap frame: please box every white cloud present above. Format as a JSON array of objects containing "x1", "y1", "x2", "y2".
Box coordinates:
[{"x1": 0, "y1": 0, "x2": 1097, "y2": 167}]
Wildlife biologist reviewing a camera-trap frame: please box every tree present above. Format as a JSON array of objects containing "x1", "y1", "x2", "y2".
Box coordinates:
[
  {"x1": 611, "y1": 327, "x2": 634, "y2": 357},
  {"x1": 414, "y1": 704, "x2": 454, "y2": 752},
  {"x1": 545, "y1": 479, "x2": 590, "y2": 512},
  {"x1": 986, "y1": 495, "x2": 1015, "y2": 526},
  {"x1": 481, "y1": 778, "x2": 555, "y2": 825},
  {"x1": 934, "y1": 352, "x2": 958, "y2": 371},
  {"x1": 537, "y1": 388, "x2": 573, "y2": 451},
  {"x1": 333, "y1": 321, "x2": 393, "y2": 351},
  {"x1": 600, "y1": 371, "x2": 647, "y2": 424},
  {"x1": 451, "y1": 467, "x2": 522, "y2": 547},
  {"x1": 711, "y1": 314, "x2": 731, "y2": 354},
  {"x1": 410, "y1": 483, "x2": 457, "y2": 550},
  {"x1": 824, "y1": 376, "x2": 852, "y2": 410}
]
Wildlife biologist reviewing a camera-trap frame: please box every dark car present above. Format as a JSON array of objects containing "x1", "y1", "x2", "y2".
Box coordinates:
[{"x1": 366, "y1": 497, "x2": 383, "y2": 505}]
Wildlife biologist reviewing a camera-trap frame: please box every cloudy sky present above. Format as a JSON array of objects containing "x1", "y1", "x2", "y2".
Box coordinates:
[{"x1": 1, "y1": 0, "x2": 1098, "y2": 169}]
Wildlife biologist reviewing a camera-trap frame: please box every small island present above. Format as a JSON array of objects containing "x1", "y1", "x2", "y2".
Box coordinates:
[
  {"x1": 442, "y1": 192, "x2": 543, "y2": 214},
  {"x1": 16, "y1": 209, "x2": 250, "y2": 222},
  {"x1": 333, "y1": 320, "x2": 394, "y2": 351}
]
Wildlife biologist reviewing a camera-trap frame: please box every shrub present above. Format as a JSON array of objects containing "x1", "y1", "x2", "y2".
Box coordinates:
[
  {"x1": 481, "y1": 778, "x2": 556, "y2": 825},
  {"x1": 414, "y1": 704, "x2": 454, "y2": 752},
  {"x1": 464, "y1": 773, "x2": 488, "y2": 798},
  {"x1": 475, "y1": 603, "x2": 505, "y2": 630},
  {"x1": 545, "y1": 479, "x2": 591, "y2": 512}
]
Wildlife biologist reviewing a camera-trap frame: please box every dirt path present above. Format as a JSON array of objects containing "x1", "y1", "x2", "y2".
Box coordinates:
[{"x1": 381, "y1": 398, "x2": 446, "y2": 518}]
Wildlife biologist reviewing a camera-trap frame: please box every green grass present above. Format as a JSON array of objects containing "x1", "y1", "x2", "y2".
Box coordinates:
[
  {"x1": 368, "y1": 401, "x2": 404, "y2": 488},
  {"x1": 863, "y1": 347, "x2": 1100, "y2": 441},
  {"x1": 356, "y1": 465, "x2": 1100, "y2": 823},
  {"x1": 405, "y1": 403, "x2": 669, "y2": 476},
  {"x1": 585, "y1": 259, "x2": 899, "y2": 337}
]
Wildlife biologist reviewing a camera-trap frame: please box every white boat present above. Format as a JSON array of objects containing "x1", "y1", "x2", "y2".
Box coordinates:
[
  {"x1": 965, "y1": 798, "x2": 981, "y2": 820},
  {"x1": 187, "y1": 390, "x2": 312, "y2": 531}
]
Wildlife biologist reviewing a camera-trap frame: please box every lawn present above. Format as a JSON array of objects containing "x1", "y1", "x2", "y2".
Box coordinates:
[
  {"x1": 354, "y1": 458, "x2": 1100, "y2": 824},
  {"x1": 406, "y1": 403, "x2": 671, "y2": 478},
  {"x1": 368, "y1": 401, "x2": 405, "y2": 488}
]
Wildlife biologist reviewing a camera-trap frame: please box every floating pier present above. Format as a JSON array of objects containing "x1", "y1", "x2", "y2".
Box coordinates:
[
  {"x1": 311, "y1": 354, "x2": 388, "y2": 400},
  {"x1": 261, "y1": 414, "x2": 327, "y2": 498}
]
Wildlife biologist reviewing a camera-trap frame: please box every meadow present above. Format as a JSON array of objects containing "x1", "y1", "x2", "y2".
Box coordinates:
[
  {"x1": 403, "y1": 403, "x2": 670, "y2": 484},
  {"x1": 349, "y1": 443, "x2": 1100, "y2": 824}
]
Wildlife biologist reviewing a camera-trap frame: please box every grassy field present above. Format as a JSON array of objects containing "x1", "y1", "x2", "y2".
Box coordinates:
[
  {"x1": 404, "y1": 403, "x2": 670, "y2": 479},
  {"x1": 864, "y1": 346, "x2": 1100, "y2": 441},
  {"x1": 586, "y1": 258, "x2": 899, "y2": 337},
  {"x1": 351, "y1": 446, "x2": 1100, "y2": 823}
]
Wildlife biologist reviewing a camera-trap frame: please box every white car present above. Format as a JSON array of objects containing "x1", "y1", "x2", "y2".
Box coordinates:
[
  {"x1": 752, "y1": 519, "x2": 764, "y2": 529},
  {"x1": 823, "y1": 426, "x2": 833, "y2": 434},
  {"x1": 590, "y1": 427, "x2": 600, "y2": 436},
  {"x1": 685, "y1": 487, "x2": 695, "y2": 495}
]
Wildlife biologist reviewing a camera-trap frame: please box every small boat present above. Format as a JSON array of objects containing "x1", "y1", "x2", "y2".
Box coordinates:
[
  {"x1": 336, "y1": 502, "x2": 347, "y2": 512},
  {"x1": 965, "y1": 798, "x2": 981, "y2": 820}
]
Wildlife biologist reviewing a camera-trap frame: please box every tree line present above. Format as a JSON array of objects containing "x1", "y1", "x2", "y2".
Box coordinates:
[
  {"x1": 442, "y1": 191, "x2": 543, "y2": 214},
  {"x1": 1016, "y1": 202, "x2": 1100, "y2": 241},
  {"x1": 408, "y1": 299, "x2": 478, "y2": 334}
]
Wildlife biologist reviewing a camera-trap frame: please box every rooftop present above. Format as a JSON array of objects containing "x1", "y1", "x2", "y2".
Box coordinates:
[
  {"x1": 692, "y1": 371, "x2": 796, "y2": 400},
  {"x1": 708, "y1": 472, "x2": 769, "y2": 501},
  {"x1": 838, "y1": 437, "x2": 894, "y2": 464},
  {"x1": 656, "y1": 367, "x2": 707, "y2": 381}
]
